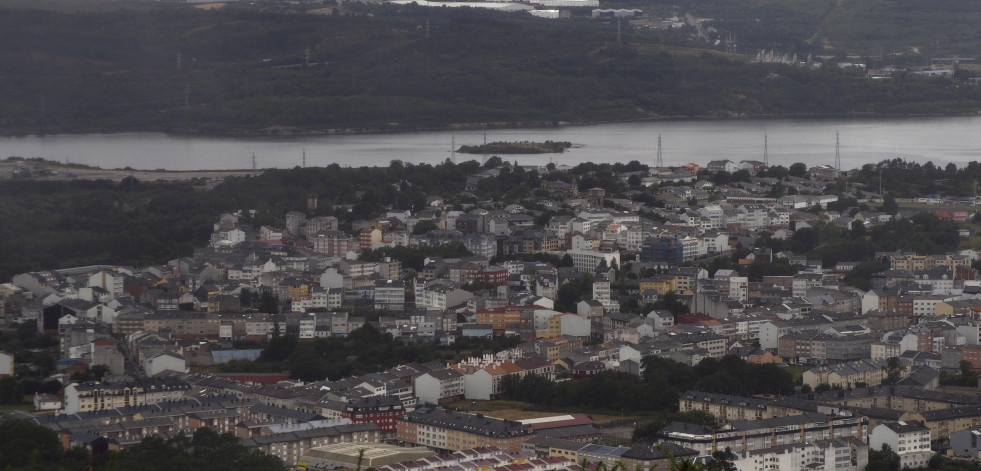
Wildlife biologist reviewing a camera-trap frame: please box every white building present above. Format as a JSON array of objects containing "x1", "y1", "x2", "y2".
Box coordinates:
[
  {"x1": 0, "y1": 351, "x2": 12, "y2": 377},
  {"x1": 413, "y1": 368, "x2": 464, "y2": 405},
  {"x1": 567, "y1": 249, "x2": 620, "y2": 272},
  {"x1": 868, "y1": 421, "x2": 933, "y2": 470},
  {"x1": 143, "y1": 352, "x2": 188, "y2": 376}
]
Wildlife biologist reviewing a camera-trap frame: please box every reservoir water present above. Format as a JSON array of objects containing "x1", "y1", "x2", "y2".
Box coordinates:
[{"x1": 1, "y1": 116, "x2": 980, "y2": 171}]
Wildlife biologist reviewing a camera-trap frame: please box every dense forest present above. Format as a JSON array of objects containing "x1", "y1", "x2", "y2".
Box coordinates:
[
  {"x1": 0, "y1": 158, "x2": 479, "y2": 280},
  {"x1": 0, "y1": 3, "x2": 980, "y2": 136}
]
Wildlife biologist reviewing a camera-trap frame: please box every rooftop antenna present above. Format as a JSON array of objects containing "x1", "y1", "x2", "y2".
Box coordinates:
[
  {"x1": 835, "y1": 130, "x2": 841, "y2": 179},
  {"x1": 656, "y1": 134, "x2": 663, "y2": 168},
  {"x1": 763, "y1": 132, "x2": 768, "y2": 167}
]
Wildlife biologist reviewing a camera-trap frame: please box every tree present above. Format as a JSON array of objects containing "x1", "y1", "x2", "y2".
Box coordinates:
[
  {"x1": 849, "y1": 220, "x2": 866, "y2": 239},
  {"x1": 708, "y1": 448, "x2": 737, "y2": 471},
  {"x1": 484, "y1": 156, "x2": 503, "y2": 168},
  {"x1": 0, "y1": 421, "x2": 65, "y2": 468},
  {"x1": 659, "y1": 445, "x2": 706, "y2": 471},
  {"x1": 259, "y1": 291, "x2": 280, "y2": 314},
  {"x1": 71, "y1": 364, "x2": 112, "y2": 383},
  {"x1": 882, "y1": 356, "x2": 904, "y2": 385},
  {"x1": 866, "y1": 444, "x2": 901, "y2": 471},
  {"x1": 789, "y1": 162, "x2": 808, "y2": 178},
  {"x1": 880, "y1": 196, "x2": 899, "y2": 215},
  {"x1": 412, "y1": 220, "x2": 439, "y2": 235}
]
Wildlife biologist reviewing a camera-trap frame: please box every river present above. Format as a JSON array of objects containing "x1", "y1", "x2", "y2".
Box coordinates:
[{"x1": 1, "y1": 116, "x2": 980, "y2": 171}]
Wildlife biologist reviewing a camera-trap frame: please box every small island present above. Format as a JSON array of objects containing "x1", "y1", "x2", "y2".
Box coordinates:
[{"x1": 458, "y1": 140, "x2": 573, "y2": 154}]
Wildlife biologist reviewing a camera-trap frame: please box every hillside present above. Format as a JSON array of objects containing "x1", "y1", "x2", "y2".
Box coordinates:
[{"x1": 0, "y1": 2, "x2": 980, "y2": 136}]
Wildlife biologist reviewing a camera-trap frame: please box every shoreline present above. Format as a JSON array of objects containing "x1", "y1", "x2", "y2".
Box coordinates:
[
  {"x1": 0, "y1": 158, "x2": 261, "y2": 183},
  {"x1": 1, "y1": 110, "x2": 979, "y2": 140}
]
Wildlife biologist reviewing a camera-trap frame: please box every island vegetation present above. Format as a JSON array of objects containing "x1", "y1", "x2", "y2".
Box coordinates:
[{"x1": 458, "y1": 141, "x2": 573, "y2": 155}]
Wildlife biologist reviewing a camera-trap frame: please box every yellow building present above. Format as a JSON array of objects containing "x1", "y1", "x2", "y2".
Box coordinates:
[{"x1": 639, "y1": 276, "x2": 675, "y2": 297}]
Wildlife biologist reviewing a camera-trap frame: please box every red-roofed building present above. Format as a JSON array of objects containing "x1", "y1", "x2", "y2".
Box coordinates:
[{"x1": 675, "y1": 313, "x2": 715, "y2": 324}]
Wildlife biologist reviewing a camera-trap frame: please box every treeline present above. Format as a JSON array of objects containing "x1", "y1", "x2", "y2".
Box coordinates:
[
  {"x1": 0, "y1": 421, "x2": 286, "y2": 471},
  {"x1": 2, "y1": 5, "x2": 981, "y2": 136},
  {"x1": 0, "y1": 178, "x2": 217, "y2": 281},
  {"x1": 220, "y1": 325, "x2": 521, "y2": 382},
  {"x1": 0, "y1": 159, "x2": 480, "y2": 281},
  {"x1": 755, "y1": 213, "x2": 961, "y2": 275},
  {"x1": 498, "y1": 355, "x2": 794, "y2": 413},
  {"x1": 853, "y1": 158, "x2": 981, "y2": 198}
]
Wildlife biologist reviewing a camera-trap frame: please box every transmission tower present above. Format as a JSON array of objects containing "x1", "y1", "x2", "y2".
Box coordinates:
[
  {"x1": 835, "y1": 131, "x2": 841, "y2": 179},
  {"x1": 252, "y1": 153, "x2": 257, "y2": 171},
  {"x1": 764, "y1": 132, "x2": 768, "y2": 167},
  {"x1": 656, "y1": 134, "x2": 663, "y2": 168},
  {"x1": 616, "y1": 19, "x2": 623, "y2": 45},
  {"x1": 302, "y1": 148, "x2": 306, "y2": 168},
  {"x1": 482, "y1": 132, "x2": 488, "y2": 166}
]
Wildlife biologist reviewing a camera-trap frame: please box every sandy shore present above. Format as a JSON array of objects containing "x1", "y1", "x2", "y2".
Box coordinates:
[{"x1": 0, "y1": 160, "x2": 262, "y2": 183}]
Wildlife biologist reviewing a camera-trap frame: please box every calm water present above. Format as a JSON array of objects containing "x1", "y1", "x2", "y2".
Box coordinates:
[{"x1": 1, "y1": 116, "x2": 980, "y2": 171}]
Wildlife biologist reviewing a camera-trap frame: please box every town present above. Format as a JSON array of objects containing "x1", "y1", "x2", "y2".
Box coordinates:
[{"x1": 4, "y1": 156, "x2": 981, "y2": 471}]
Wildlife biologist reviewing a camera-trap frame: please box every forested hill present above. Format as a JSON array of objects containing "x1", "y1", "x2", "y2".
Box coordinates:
[{"x1": 0, "y1": 3, "x2": 980, "y2": 136}]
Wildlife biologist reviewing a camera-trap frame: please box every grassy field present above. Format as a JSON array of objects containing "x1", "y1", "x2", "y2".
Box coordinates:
[
  {"x1": 784, "y1": 365, "x2": 809, "y2": 384},
  {"x1": 0, "y1": 401, "x2": 35, "y2": 412}
]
